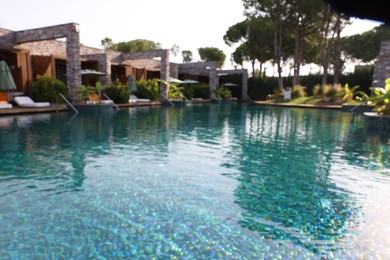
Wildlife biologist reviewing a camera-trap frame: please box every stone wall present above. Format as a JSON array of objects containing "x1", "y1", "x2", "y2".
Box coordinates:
[
  {"x1": 0, "y1": 28, "x2": 16, "y2": 48},
  {"x1": 21, "y1": 40, "x2": 67, "y2": 56},
  {"x1": 220, "y1": 69, "x2": 249, "y2": 100},
  {"x1": 178, "y1": 62, "x2": 218, "y2": 100},
  {"x1": 373, "y1": 40, "x2": 390, "y2": 87},
  {"x1": 178, "y1": 63, "x2": 249, "y2": 100},
  {"x1": 11, "y1": 23, "x2": 81, "y2": 101}
]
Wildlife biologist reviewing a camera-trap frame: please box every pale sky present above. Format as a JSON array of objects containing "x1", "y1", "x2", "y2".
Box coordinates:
[{"x1": 0, "y1": 0, "x2": 383, "y2": 70}]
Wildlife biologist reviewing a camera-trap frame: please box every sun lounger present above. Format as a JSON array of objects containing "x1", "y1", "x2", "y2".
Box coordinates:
[
  {"x1": 14, "y1": 96, "x2": 50, "y2": 107},
  {"x1": 0, "y1": 102, "x2": 12, "y2": 109},
  {"x1": 129, "y1": 95, "x2": 150, "y2": 103}
]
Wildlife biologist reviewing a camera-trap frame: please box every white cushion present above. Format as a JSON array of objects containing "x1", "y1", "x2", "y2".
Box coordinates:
[{"x1": 14, "y1": 96, "x2": 50, "y2": 107}]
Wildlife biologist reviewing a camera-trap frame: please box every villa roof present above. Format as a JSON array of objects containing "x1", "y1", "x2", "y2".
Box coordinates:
[{"x1": 121, "y1": 59, "x2": 161, "y2": 71}]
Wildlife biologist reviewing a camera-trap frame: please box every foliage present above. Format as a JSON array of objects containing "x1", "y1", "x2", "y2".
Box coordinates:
[
  {"x1": 170, "y1": 44, "x2": 180, "y2": 57},
  {"x1": 198, "y1": 47, "x2": 226, "y2": 68},
  {"x1": 323, "y1": 84, "x2": 343, "y2": 103},
  {"x1": 182, "y1": 50, "x2": 193, "y2": 63},
  {"x1": 336, "y1": 83, "x2": 367, "y2": 103},
  {"x1": 32, "y1": 74, "x2": 68, "y2": 103},
  {"x1": 216, "y1": 86, "x2": 232, "y2": 99},
  {"x1": 273, "y1": 89, "x2": 284, "y2": 100},
  {"x1": 95, "y1": 81, "x2": 104, "y2": 102},
  {"x1": 107, "y1": 39, "x2": 161, "y2": 53},
  {"x1": 136, "y1": 79, "x2": 160, "y2": 101},
  {"x1": 101, "y1": 37, "x2": 113, "y2": 49},
  {"x1": 75, "y1": 85, "x2": 95, "y2": 103},
  {"x1": 168, "y1": 84, "x2": 184, "y2": 100},
  {"x1": 368, "y1": 78, "x2": 390, "y2": 115},
  {"x1": 182, "y1": 85, "x2": 194, "y2": 100},
  {"x1": 104, "y1": 80, "x2": 130, "y2": 104},
  {"x1": 312, "y1": 84, "x2": 323, "y2": 97},
  {"x1": 224, "y1": 18, "x2": 274, "y2": 74},
  {"x1": 192, "y1": 84, "x2": 210, "y2": 99},
  {"x1": 247, "y1": 68, "x2": 373, "y2": 101},
  {"x1": 342, "y1": 24, "x2": 390, "y2": 63},
  {"x1": 291, "y1": 85, "x2": 307, "y2": 99}
]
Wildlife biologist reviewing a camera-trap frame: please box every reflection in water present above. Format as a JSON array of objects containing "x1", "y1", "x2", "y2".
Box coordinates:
[
  {"x1": 224, "y1": 107, "x2": 361, "y2": 255},
  {"x1": 0, "y1": 105, "x2": 389, "y2": 258}
]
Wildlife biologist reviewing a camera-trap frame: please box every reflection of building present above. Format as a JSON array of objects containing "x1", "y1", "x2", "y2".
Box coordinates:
[{"x1": 0, "y1": 22, "x2": 248, "y2": 101}]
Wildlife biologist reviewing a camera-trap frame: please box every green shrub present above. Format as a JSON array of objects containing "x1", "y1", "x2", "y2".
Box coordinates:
[
  {"x1": 368, "y1": 78, "x2": 390, "y2": 115},
  {"x1": 32, "y1": 74, "x2": 68, "y2": 103},
  {"x1": 216, "y1": 86, "x2": 232, "y2": 99},
  {"x1": 323, "y1": 84, "x2": 343, "y2": 103},
  {"x1": 273, "y1": 89, "x2": 284, "y2": 100},
  {"x1": 192, "y1": 84, "x2": 210, "y2": 99},
  {"x1": 291, "y1": 85, "x2": 307, "y2": 99},
  {"x1": 182, "y1": 85, "x2": 194, "y2": 100},
  {"x1": 168, "y1": 84, "x2": 184, "y2": 100},
  {"x1": 136, "y1": 79, "x2": 160, "y2": 100},
  {"x1": 312, "y1": 84, "x2": 323, "y2": 97},
  {"x1": 104, "y1": 80, "x2": 130, "y2": 104}
]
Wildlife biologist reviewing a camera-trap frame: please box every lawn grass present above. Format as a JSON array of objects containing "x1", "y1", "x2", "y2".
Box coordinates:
[
  {"x1": 285, "y1": 97, "x2": 323, "y2": 104},
  {"x1": 267, "y1": 96, "x2": 324, "y2": 104}
]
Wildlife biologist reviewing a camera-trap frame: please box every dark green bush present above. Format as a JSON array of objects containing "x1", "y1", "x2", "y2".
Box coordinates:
[
  {"x1": 104, "y1": 80, "x2": 130, "y2": 103},
  {"x1": 312, "y1": 84, "x2": 323, "y2": 97},
  {"x1": 216, "y1": 86, "x2": 232, "y2": 99},
  {"x1": 136, "y1": 79, "x2": 160, "y2": 100},
  {"x1": 32, "y1": 74, "x2": 68, "y2": 103},
  {"x1": 182, "y1": 85, "x2": 194, "y2": 100},
  {"x1": 247, "y1": 67, "x2": 373, "y2": 100},
  {"x1": 192, "y1": 84, "x2": 210, "y2": 99},
  {"x1": 291, "y1": 85, "x2": 307, "y2": 99}
]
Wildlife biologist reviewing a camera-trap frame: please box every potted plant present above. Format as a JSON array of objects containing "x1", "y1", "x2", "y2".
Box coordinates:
[
  {"x1": 339, "y1": 83, "x2": 370, "y2": 112},
  {"x1": 73, "y1": 82, "x2": 113, "y2": 113},
  {"x1": 367, "y1": 78, "x2": 390, "y2": 116},
  {"x1": 364, "y1": 78, "x2": 390, "y2": 130},
  {"x1": 75, "y1": 85, "x2": 95, "y2": 103}
]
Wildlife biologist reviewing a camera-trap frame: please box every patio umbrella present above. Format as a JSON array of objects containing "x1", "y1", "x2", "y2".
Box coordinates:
[
  {"x1": 222, "y1": 82, "x2": 238, "y2": 87},
  {"x1": 0, "y1": 60, "x2": 17, "y2": 91},
  {"x1": 167, "y1": 77, "x2": 184, "y2": 84},
  {"x1": 80, "y1": 69, "x2": 106, "y2": 76},
  {"x1": 127, "y1": 74, "x2": 137, "y2": 92},
  {"x1": 182, "y1": 79, "x2": 199, "y2": 84}
]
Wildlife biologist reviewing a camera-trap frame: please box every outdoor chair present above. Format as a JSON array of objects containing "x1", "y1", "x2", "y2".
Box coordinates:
[
  {"x1": 129, "y1": 95, "x2": 150, "y2": 103},
  {"x1": 0, "y1": 102, "x2": 12, "y2": 109},
  {"x1": 14, "y1": 96, "x2": 50, "y2": 107}
]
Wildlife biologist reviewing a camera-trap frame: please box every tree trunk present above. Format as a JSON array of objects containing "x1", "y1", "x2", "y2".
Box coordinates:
[
  {"x1": 333, "y1": 13, "x2": 342, "y2": 85},
  {"x1": 293, "y1": 23, "x2": 303, "y2": 87},
  {"x1": 274, "y1": 23, "x2": 283, "y2": 90},
  {"x1": 251, "y1": 60, "x2": 255, "y2": 77}
]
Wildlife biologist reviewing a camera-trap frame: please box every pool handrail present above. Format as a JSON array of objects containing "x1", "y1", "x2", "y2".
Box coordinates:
[{"x1": 59, "y1": 93, "x2": 79, "y2": 114}]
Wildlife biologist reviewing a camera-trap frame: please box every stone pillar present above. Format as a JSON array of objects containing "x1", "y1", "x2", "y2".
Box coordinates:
[
  {"x1": 373, "y1": 40, "x2": 390, "y2": 87},
  {"x1": 160, "y1": 49, "x2": 170, "y2": 100},
  {"x1": 209, "y1": 66, "x2": 218, "y2": 100},
  {"x1": 100, "y1": 54, "x2": 111, "y2": 85},
  {"x1": 241, "y1": 69, "x2": 249, "y2": 100},
  {"x1": 66, "y1": 26, "x2": 81, "y2": 102}
]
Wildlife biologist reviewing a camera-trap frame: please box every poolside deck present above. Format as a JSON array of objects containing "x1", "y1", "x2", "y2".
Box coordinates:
[
  {"x1": 254, "y1": 101, "x2": 342, "y2": 110},
  {"x1": 0, "y1": 100, "x2": 344, "y2": 116}
]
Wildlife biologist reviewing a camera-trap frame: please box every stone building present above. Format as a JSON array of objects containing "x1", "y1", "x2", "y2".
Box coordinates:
[
  {"x1": 372, "y1": 40, "x2": 390, "y2": 87},
  {"x1": 0, "y1": 23, "x2": 249, "y2": 101}
]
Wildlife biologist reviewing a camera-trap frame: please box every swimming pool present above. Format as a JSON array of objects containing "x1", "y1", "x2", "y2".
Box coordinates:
[{"x1": 0, "y1": 103, "x2": 389, "y2": 259}]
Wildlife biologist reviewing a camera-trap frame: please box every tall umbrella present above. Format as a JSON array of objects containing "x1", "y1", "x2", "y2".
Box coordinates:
[
  {"x1": 222, "y1": 82, "x2": 238, "y2": 87},
  {"x1": 80, "y1": 69, "x2": 106, "y2": 76},
  {"x1": 127, "y1": 74, "x2": 137, "y2": 92},
  {"x1": 0, "y1": 60, "x2": 17, "y2": 91},
  {"x1": 167, "y1": 77, "x2": 184, "y2": 84},
  {"x1": 182, "y1": 79, "x2": 199, "y2": 84}
]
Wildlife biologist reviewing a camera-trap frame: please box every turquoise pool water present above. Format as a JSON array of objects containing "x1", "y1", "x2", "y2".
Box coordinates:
[{"x1": 0, "y1": 104, "x2": 389, "y2": 259}]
